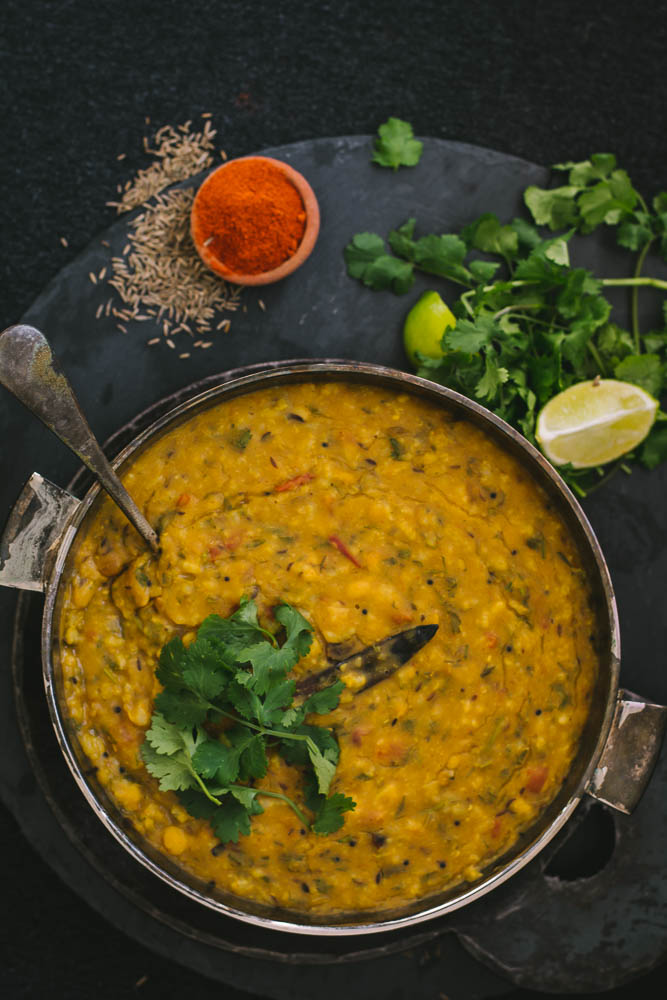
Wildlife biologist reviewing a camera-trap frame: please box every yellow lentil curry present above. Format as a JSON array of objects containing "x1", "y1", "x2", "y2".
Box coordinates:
[{"x1": 60, "y1": 381, "x2": 599, "y2": 916}]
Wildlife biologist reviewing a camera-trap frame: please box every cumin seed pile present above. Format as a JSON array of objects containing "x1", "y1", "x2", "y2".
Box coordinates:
[
  {"x1": 107, "y1": 120, "x2": 219, "y2": 215},
  {"x1": 102, "y1": 118, "x2": 241, "y2": 352}
]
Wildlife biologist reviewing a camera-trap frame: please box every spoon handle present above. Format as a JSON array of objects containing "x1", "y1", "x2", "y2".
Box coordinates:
[{"x1": 0, "y1": 324, "x2": 159, "y2": 552}]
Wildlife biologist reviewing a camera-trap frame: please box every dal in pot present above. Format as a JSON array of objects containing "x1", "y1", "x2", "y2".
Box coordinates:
[{"x1": 58, "y1": 379, "x2": 599, "y2": 916}]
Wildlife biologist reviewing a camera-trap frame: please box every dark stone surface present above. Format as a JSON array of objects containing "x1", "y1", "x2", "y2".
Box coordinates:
[{"x1": 1, "y1": 2, "x2": 667, "y2": 998}]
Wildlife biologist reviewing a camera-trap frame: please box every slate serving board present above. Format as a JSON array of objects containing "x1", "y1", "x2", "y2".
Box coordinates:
[{"x1": 1, "y1": 136, "x2": 666, "y2": 998}]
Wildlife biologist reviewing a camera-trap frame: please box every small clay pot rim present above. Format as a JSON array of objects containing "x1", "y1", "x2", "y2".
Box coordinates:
[{"x1": 190, "y1": 155, "x2": 321, "y2": 287}]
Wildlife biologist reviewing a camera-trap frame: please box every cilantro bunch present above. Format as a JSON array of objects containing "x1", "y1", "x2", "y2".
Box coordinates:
[
  {"x1": 344, "y1": 153, "x2": 667, "y2": 495},
  {"x1": 140, "y1": 598, "x2": 355, "y2": 845}
]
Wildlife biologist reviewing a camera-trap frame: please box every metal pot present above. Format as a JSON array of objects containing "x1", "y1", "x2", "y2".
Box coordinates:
[{"x1": 1, "y1": 359, "x2": 665, "y2": 936}]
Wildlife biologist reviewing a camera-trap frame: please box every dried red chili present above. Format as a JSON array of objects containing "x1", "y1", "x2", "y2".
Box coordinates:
[
  {"x1": 328, "y1": 535, "x2": 362, "y2": 567},
  {"x1": 194, "y1": 158, "x2": 307, "y2": 274}
]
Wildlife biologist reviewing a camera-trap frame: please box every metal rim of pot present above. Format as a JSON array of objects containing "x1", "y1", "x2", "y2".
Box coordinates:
[{"x1": 2, "y1": 359, "x2": 665, "y2": 936}]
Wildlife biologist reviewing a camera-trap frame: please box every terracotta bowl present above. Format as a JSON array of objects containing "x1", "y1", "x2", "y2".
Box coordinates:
[{"x1": 190, "y1": 155, "x2": 321, "y2": 286}]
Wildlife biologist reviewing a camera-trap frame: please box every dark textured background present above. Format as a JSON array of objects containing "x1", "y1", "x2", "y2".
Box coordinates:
[{"x1": 1, "y1": 1, "x2": 666, "y2": 998}]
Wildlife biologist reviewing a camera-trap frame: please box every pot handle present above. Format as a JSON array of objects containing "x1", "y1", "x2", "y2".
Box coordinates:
[
  {"x1": 0, "y1": 473, "x2": 79, "y2": 592},
  {"x1": 587, "y1": 688, "x2": 667, "y2": 814}
]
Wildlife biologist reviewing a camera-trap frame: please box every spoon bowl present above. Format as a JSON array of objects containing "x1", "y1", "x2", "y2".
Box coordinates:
[{"x1": 0, "y1": 324, "x2": 159, "y2": 552}]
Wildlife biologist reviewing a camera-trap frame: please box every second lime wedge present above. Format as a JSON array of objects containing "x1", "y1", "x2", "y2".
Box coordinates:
[{"x1": 535, "y1": 379, "x2": 658, "y2": 468}]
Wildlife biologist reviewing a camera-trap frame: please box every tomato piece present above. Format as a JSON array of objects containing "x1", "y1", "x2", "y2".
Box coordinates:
[{"x1": 525, "y1": 765, "x2": 548, "y2": 794}]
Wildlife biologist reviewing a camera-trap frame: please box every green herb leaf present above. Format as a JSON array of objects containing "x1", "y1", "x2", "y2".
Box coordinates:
[
  {"x1": 156, "y1": 637, "x2": 188, "y2": 688},
  {"x1": 312, "y1": 793, "x2": 357, "y2": 835},
  {"x1": 302, "y1": 680, "x2": 344, "y2": 716},
  {"x1": 210, "y1": 795, "x2": 253, "y2": 844},
  {"x1": 413, "y1": 234, "x2": 470, "y2": 283},
  {"x1": 388, "y1": 218, "x2": 417, "y2": 259},
  {"x1": 176, "y1": 788, "x2": 220, "y2": 820},
  {"x1": 445, "y1": 316, "x2": 497, "y2": 354},
  {"x1": 181, "y1": 638, "x2": 229, "y2": 701},
  {"x1": 475, "y1": 354, "x2": 509, "y2": 402},
  {"x1": 469, "y1": 259, "x2": 501, "y2": 283},
  {"x1": 617, "y1": 213, "x2": 654, "y2": 252},
  {"x1": 230, "y1": 427, "x2": 252, "y2": 450},
  {"x1": 640, "y1": 419, "x2": 667, "y2": 469},
  {"x1": 141, "y1": 718, "x2": 206, "y2": 793},
  {"x1": 372, "y1": 117, "x2": 423, "y2": 171},
  {"x1": 614, "y1": 354, "x2": 663, "y2": 397},
  {"x1": 192, "y1": 738, "x2": 240, "y2": 784},
  {"x1": 238, "y1": 734, "x2": 269, "y2": 781},
  {"x1": 144, "y1": 711, "x2": 189, "y2": 756},
  {"x1": 524, "y1": 185, "x2": 580, "y2": 230},
  {"x1": 461, "y1": 212, "x2": 519, "y2": 259},
  {"x1": 308, "y1": 740, "x2": 337, "y2": 796},
  {"x1": 154, "y1": 688, "x2": 209, "y2": 728},
  {"x1": 343, "y1": 232, "x2": 415, "y2": 293},
  {"x1": 344, "y1": 231, "x2": 386, "y2": 277}
]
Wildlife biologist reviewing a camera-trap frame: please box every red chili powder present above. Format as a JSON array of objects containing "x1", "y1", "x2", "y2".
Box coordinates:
[{"x1": 194, "y1": 159, "x2": 307, "y2": 275}]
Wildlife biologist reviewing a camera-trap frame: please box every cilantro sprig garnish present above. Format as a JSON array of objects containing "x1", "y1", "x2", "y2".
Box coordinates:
[
  {"x1": 140, "y1": 598, "x2": 355, "y2": 844},
  {"x1": 372, "y1": 117, "x2": 423, "y2": 171},
  {"x1": 344, "y1": 153, "x2": 667, "y2": 495}
]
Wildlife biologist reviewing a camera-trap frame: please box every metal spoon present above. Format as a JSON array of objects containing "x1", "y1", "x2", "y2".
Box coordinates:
[{"x1": 0, "y1": 324, "x2": 159, "y2": 552}]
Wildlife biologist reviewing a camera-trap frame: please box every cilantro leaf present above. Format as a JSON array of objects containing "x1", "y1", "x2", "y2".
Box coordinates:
[
  {"x1": 556, "y1": 269, "x2": 602, "y2": 320},
  {"x1": 226, "y1": 678, "x2": 263, "y2": 721},
  {"x1": 614, "y1": 354, "x2": 663, "y2": 397},
  {"x1": 234, "y1": 641, "x2": 279, "y2": 695},
  {"x1": 302, "y1": 680, "x2": 344, "y2": 716},
  {"x1": 197, "y1": 603, "x2": 270, "y2": 661},
  {"x1": 176, "y1": 788, "x2": 220, "y2": 820},
  {"x1": 577, "y1": 174, "x2": 636, "y2": 231},
  {"x1": 156, "y1": 637, "x2": 187, "y2": 688},
  {"x1": 140, "y1": 717, "x2": 206, "y2": 793},
  {"x1": 140, "y1": 741, "x2": 196, "y2": 792},
  {"x1": 230, "y1": 427, "x2": 252, "y2": 451},
  {"x1": 511, "y1": 216, "x2": 542, "y2": 250},
  {"x1": 238, "y1": 734, "x2": 268, "y2": 781},
  {"x1": 181, "y1": 637, "x2": 229, "y2": 701},
  {"x1": 444, "y1": 316, "x2": 497, "y2": 354},
  {"x1": 344, "y1": 231, "x2": 386, "y2": 278},
  {"x1": 307, "y1": 740, "x2": 337, "y2": 796},
  {"x1": 230, "y1": 786, "x2": 263, "y2": 813},
  {"x1": 469, "y1": 259, "x2": 501, "y2": 283},
  {"x1": 144, "y1": 711, "x2": 188, "y2": 756},
  {"x1": 413, "y1": 234, "x2": 470, "y2": 283},
  {"x1": 617, "y1": 212, "x2": 654, "y2": 252},
  {"x1": 312, "y1": 794, "x2": 357, "y2": 835},
  {"x1": 259, "y1": 677, "x2": 296, "y2": 726},
  {"x1": 192, "y1": 738, "x2": 240, "y2": 784},
  {"x1": 524, "y1": 185, "x2": 580, "y2": 230},
  {"x1": 363, "y1": 254, "x2": 415, "y2": 294},
  {"x1": 210, "y1": 795, "x2": 253, "y2": 844},
  {"x1": 372, "y1": 117, "x2": 423, "y2": 171},
  {"x1": 343, "y1": 233, "x2": 415, "y2": 293},
  {"x1": 388, "y1": 218, "x2": 417, "y2": 259},
  {"x1": 475, "y1": 354, "x2": 509, "y2": 402},
  {"x1": 553, "y1": 154, "x2": 617, "y2": 185},
  {"x1": 597, "y1": 323, "x2": 636, "y2": 365},
  {"x1": 461, "y1": 212, "x2": 519, "y2": 259},
  {"x1": 274, "y1": 602, "x2": 314, "y2": 655},
  {"x1": 640, "y1": 419, "x2": 667, "y2": 469},
  {"x1": 154, "y1": 687, "x2": 209, "y2": 728}
]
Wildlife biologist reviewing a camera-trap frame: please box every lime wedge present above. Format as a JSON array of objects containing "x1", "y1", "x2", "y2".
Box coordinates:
[
  {"x1": 403, "y1": 290, "x2": 456, "y2": 367},
  {"x1": 535, "y1": 379, "x2": 658, "y2": 468}
]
